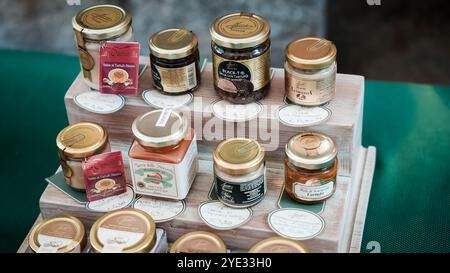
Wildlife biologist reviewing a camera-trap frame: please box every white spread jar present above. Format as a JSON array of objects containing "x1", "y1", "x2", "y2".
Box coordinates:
[
  {"x1": 285, "y1": 37, "x2": 337, "y2": 106},
  {"x1": 72, "y1": 4, "x2": 133, "y2": 89}
]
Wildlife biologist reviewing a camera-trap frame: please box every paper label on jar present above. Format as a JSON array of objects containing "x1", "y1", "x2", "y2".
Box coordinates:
[
  {"x1": 268, "y1": 208, "x2": 325, "y2": 240},
  {"x1": 74, "y1": 91, "x2": 125, "y2": 114},
  {"x1": 211, "y1": 99, "x2": 262, "y2": 122},
  {"x1": 215, "y1": 174, "x2": 265, "y2": 206},
  {"x1": 130, "y1": 136, "x2": 198, "y2": 199},
  {"x1": 278, "y1": 105, "x2": 331, "y2": 127},
  {"x1": 86, "y1": 185, "x2": 135, "y2": 212},
  {"x1": 142, "y1": 89, "x2": 193, "y2": 109},
  {"x1": 151, "y1": 62, "x2": 197, "y2": 93},
  {"x1": 286, "y1": 73, "x2": 336, "y2": 105},
  {"x1": 98, "y1": 227, "x2": 144, "y2": 253},
  {"x1": 37, "y1": 235, "x2": 73, "y2": 253},
  {"x1": 132, "y1": 196, "x2": 186, "y2": 223},
  {"x1": 212, "y1": 50, "x2": 270, "y2": 93},
  {"x1": 198, "y1": 201, "x2": 253, "y2": 230},
  {"x1": 293, "y1": 180, "x2": 335, "y2": 201}
]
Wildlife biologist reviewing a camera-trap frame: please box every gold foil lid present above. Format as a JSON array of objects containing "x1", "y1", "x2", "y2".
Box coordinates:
[
  {"x1": 210, "y1": 12, "x2": 270, "y2": 49},
  {"x1": 29, "y1": 215, "x2": 85, "y2": 253},
  {"x1": 132, "y1": 110, "x2": 188, "y2": 148},
  {"x1": 56, "y1": 122, "x2": 108, "y2": 159},
  {"x1": 149, "y1": 28, "x2": 198, "y2": 59},
  {"x1": 90, "y1": 208, "x2": 156, "y2": 253},
  {"x1": 249, "y1": 237, "x2": 309, "y2": 253},
  {"x1": 170, "y1": 231, "x2": 227, "y2": 253},
  {"x1": 285, "y1": 37, "x2": 337, "y2": 70},
  {"x1": 286, "y1": 132, "x2": 337, "y2": 170},
  {"x1": 72, "y1": 4, "x2": 132, "y2": 40},
  {"x1": 213, "y1": 138, "x2": 265, "y2": 175}
]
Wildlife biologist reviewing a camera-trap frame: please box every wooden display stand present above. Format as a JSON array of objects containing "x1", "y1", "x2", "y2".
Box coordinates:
[{"x1": 19, "y1": 59, "x2": 376, "y2": 253}]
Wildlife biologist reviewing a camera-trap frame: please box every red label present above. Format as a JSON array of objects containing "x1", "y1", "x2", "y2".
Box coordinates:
[
  {"x1": 99, "y1": 41, "x2": 140, "y2": 95},
  {"x1": 82, "y1": 151, "x2": 127, "y2": 202}
]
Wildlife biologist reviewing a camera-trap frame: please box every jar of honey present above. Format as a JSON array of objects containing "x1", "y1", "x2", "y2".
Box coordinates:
[
  {"x1": 128, "y1": 110, "x2": 198, "y2": 200},
  {"x1": 284, "y1": 132, "x2": 338, "y2": 204}
]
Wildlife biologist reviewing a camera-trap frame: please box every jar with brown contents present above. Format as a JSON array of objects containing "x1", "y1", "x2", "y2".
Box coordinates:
[
  {"x1": 210, "y1": 12, "x2": 271, "y2": 104},
  {"x1": 284, "y1": 132, "x2": 338, "y2": 204}
]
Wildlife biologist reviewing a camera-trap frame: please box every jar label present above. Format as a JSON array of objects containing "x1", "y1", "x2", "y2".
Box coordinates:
[
  {"x1": 215, "y1": 173, "x2": 265, "y2": 206},
  {"x1": 130, "y1": 137, "x2": 198, "y2": 199},
  {"x1": 98, "y1": 227, "x2": 144, "y2": 253},
  {"x1": 293, "y1": 179, "x2": 335, "y2": 201},
  {"x1": 132, "y1": 196, "x2": 186, "y2": 223},
  {"x1": 198, "y1": 201, "x2": 253, "y2": 230},
  {"x1": 212, "y1": 49, "x2": 270, "y2": 94},
  {"x1": 37, "y1": 235, "x2": 74, "y2": 253},
  {"x1": 286, "y1": 72, "x2": 336, "y2": 105},
  {"x1": 151, "y1": 62, "x2": 197, "y2": 93}
]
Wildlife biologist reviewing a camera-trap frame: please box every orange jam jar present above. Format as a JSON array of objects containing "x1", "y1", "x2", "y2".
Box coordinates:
[{"x1": 284, "y1": 132, "x2": 338, "y2": 204}]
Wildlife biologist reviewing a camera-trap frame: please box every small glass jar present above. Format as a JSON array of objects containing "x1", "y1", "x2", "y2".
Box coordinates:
[
  {"x1": 285, "y1": 37, "x2": 337, "y2": 106},
  {"x1": 284, "y1": 132, "x2": 338, "y2": 204},
  {"x1": 29, "y1": 215, "x2": 86, "y2": 253},
  {"x1": 210, "y1": 12, "x2": 271, "y2": 104},
  {"x1": 56, "y1": 122, "x2": 111, "y2": 191},
  {"x1": 170, "y1": 231, "x2": 227, "y2": 253},
  {"x1": 148, "y1": 28, "x2": 201, "y2": 94},
  {"x1": 213, "y1": 138, "x2": 266, "y2": 208},
  {"x1": 72, "y1": 5, "x2": 134, "y2": 89},
  {"x1": 128, "y1": 110, "x2": 199, "y2": 200},
  {"x1": 90, "y1": 208, "x2": 157, "y2": 253},
  {"x1": 249, "y1": 237, "x2": 309, "y2": 253}
]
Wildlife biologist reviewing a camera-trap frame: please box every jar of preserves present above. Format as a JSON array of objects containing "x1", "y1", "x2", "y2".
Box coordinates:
[
  {"x1": 29, "y1": 215, "x2": 86, "y2": 253},
  {"x1": 213, "y1": 138, "x2": 266, "y2": 208},
  {"x1": 210, "y1": 12, "x2": 271, "y2": 104},
  {"x1": 170, "y1": 231, "x2": 227, "y2": 253},
  {"x1": 56, "y1": 122, "x2": 111, "y2": 191},
  {"x1": 285, "y1": 37, "x2": 337, "y2": 106},
  {"x1": 148, "y1": 28, "x2": 201, "y2": 94},
  {"x1": 249, "y1": 237, "x2": 309, "y2": 253},
  {"x1": 284, "y1": 132, "x2": 338, "y2": 204},
  {"x1": 128, "y1": 110, "x2": 198, "y2": 200},
  {"x1": 72, "y1": 4, "x2": 134, "y2": 89}
]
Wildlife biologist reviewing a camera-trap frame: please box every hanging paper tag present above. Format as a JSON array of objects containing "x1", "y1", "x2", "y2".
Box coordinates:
[{"x1": 156, "y1": 108, "x2": 172, "y2": 127}]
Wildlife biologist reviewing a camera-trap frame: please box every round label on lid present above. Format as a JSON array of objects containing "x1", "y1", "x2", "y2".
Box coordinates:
[
  {"x1": 79, "y1": 5, "x2": 125, "y2": 29},
  {"x1": 217, "y1": 15, "x2": 263, "y2": 38}
]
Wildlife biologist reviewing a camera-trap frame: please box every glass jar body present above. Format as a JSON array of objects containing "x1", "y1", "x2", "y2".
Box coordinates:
[
  {"x1": 284, "y1": 157, "x2": 337, "y2": 204},
  {"x1": 211, "y1": 39, "x2": 271, "y2": 104}
]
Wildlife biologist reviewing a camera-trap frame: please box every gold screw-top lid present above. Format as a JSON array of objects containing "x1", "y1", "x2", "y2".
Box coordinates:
[
  {"x1": 90, "y1": 208, "x2": 156, "y2": 253},
  {"x1": 56, "y1": 122, "x2": 108, "y2": 159},
  {"x1": 72, "y1": 4, "x2": 132, "y2": 41},
  {"x1": 149, "y1": 28, "x2": 198, "y2": 60},
  {"x1": 285, "y1": 37, "x2": 337, "y2": 70},
  {"x1": 213, "y1": 138, "x2": 265, "y2": 175},
  {"x1": 249, "y1": 237, "x2": 309, "y2": 253},
  {"x1": 285, "y1": 132, "x2": 337, "y2": 170},
  {"x1": 132, "y1": 110, "x2": 188, "y2": 148},
  {"x1": 210, "y1": 12, "x2": 270, "y2": 49},
  {"x1": 29, "y1": 215, "x2": 86, "y2": 253},
  {"x1": 170, "y1": 231, "x2": 227, "y2": 253}
]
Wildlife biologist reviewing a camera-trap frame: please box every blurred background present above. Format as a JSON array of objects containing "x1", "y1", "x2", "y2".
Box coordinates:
[{"x1": 0, "y1": 0, "x2": 449, "y2": 84}]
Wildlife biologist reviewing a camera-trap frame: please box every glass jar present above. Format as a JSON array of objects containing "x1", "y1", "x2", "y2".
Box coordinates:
[
  {"x1": 285, "y1": 37, "x2": 337, "y2": 106},
  {"x1": 249, "y1": 237, "x2": 309, "y2": 253},
  {"x1": 56, "y1": 122, "x2": 111, "y2": 191},
  {"x1": 213, "y1": 138, "x2": 266, "y2": 208},
  {"x1": 284, "y1": 132, "x2": 338, "y2": 204},
  {"x1": 170, "y1": 231, "x2": 227, "y2": 253},
  {"x1": 148, "y1": 28, "x2": 201, "y2": 94},
  {"x1": 72, "y1": 5, "x2": 134, "y2": 90},
  {"x1": 90, "y1": 208, "x2": 156, "y2": 253},
  {"x1": 210, "y1": 12, "x2": 271, "y2": 104},
  {"x1": 128, "y1": 110, "x2": 198, "y2": 200},
  {"x1": 29, "y1": 215, "x2": 86, "y2": 253}
]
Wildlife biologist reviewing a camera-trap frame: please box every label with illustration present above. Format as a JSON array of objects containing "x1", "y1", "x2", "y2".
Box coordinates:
[
  {"x1": 151, "y1": 62, "x2": 197, "y2": 93},
  {"x1": 286, "y1": 73, "x2": 336, "y2": 105},
  {"x1": 130, "y1": 138, "x2": 198, "y2": 199},
  {"x1": 212, "y1": 50, "x2": 270, "y2": 94},
  {"x1": 215, "y1": 173, "x2": 265, "y2": 206},
  {"x1": 293, "y1": 179, "x2": 335, "y2": 201}
]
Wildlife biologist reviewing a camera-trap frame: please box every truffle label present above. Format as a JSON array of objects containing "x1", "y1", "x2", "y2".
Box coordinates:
[
  {"x1": 268, "y1": 208, "x2": 325, "y2": 240},
  {"x1": 198, "y1": 201, "x2": 253, "y2": 230},
  {"x1": 74, "y1": 91, "x2": 125, "y2": 114},
  {"x1": 215, "y1": 174, "x2": 265, "y2": 206},
  {"x1": 133, "y1": 196, "x2": 186, "y2": 223},
  {"x1": 278, "y1": 105, "x2": 331, "y2": 127},
  {"x1": 151, "y1": 62, "x2": 197, "y2": 93}
]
